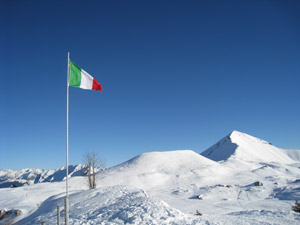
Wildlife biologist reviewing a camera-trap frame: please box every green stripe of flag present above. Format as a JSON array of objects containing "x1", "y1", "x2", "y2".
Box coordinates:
[{"x1": 69, "y1": 61, "x2": 81, "y2": 87}]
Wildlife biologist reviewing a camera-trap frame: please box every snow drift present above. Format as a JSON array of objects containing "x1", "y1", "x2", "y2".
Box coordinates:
[{"x1": 18, "y1": 186, "x2": 201, "y2": 225}]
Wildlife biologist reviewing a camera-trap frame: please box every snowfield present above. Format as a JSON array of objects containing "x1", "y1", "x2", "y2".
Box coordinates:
[
  {"x1": 18, "y1": 185, "x2": 201, "y2": 225},
  {"x1": 1, "y1": 131, "x2": 300, "y2": 224}
]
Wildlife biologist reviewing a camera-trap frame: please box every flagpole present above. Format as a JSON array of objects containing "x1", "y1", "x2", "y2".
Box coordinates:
[{"x1": 65, "y1": 51, "x2": 70, "y2": 225}]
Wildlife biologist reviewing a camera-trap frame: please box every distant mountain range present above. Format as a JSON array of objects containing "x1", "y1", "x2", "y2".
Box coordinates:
[{"x1": 0, "y1": 164, "x2": 87, "y2": 188}]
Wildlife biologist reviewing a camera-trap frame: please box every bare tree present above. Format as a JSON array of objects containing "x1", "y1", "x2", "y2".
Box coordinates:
[{"x1": 83, "y1": 151, "x2": 105, "y2": 189}]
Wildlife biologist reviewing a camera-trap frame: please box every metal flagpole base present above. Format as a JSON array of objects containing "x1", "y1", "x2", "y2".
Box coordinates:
[{"x1": 64, "y1": 197, "x2": 69, "y2": 225}]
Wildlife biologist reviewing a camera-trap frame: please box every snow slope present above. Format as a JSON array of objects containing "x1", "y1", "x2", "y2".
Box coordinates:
[
  {"x1": 201, "y1": 131, "x2": 296, "y2": 165},
  {"x1": 98, "y1": 150, "x2": 228, "y2": 189},
  {"x1": 18, "y1": 185, "x2": 202, "y2": 225},
  {"x1": 1, "y1": 131, "x2": 300, "y2": 224},
  {"x1": 285, "y1": 150, "x2": 300, "y2": 161},
  {"x1": 0, "y1": 176, "x2": 87, "y2": 223}
]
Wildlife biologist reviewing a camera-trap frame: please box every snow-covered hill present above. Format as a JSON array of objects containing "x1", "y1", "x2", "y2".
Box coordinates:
[
  {"x1": 201, "y1": 130, "x2": 297, "y2": 164},
  {"x1": 1, "y1": 131, "x2": 300, "y2": 224},
  {"x1": 0, "y1": 164, "x2": 86, "y2": 188},
  {"x1": 98, "y1": 150, "x2": 229, "y2": 189}
]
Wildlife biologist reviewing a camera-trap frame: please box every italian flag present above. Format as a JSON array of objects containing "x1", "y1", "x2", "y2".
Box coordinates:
[{"x1": 69, "y1": 60, "x2": 102, "y2": 92}]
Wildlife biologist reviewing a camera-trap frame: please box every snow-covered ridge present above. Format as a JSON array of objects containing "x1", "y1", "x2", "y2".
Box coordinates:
[
  {"x1": 98, "y1": 150, "x2": 229, "y2": 190},
  {"x1": 201, "y1": 130, "x2": 298, "y2": 164},
  {"x1": 0, "y1": 164, "x2": 86, "y2": 188},
  {"x1": 230, "y1": 130, "x2": 272, "y2": 145},
  {"x1": 112, "y1": 150, "x2": 218, "y2": 171}
]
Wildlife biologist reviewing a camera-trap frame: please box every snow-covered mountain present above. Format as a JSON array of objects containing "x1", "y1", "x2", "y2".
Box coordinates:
[
  {"x1": 0, "y1": 164, "x2": 87, "y2": 188},
  {"x1": 201, "y1": 130, "x2": 297, "y2": 164},
  {"x1": 1, "y1": 131, "x2": 300, "y2": 224},
  {"x1": 98, "y1": 150, "x2": 229, "y2": 189}
]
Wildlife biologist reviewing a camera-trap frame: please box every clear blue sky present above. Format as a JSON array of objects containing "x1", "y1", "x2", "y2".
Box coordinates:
[{"x1": 1, "y1": 0, "x2": 299, "y2": 170}]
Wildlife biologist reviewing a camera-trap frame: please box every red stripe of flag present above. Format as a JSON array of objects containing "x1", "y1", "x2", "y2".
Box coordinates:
[{"x1": 92, "y1": 78, "x2": 102, "y2": 92}]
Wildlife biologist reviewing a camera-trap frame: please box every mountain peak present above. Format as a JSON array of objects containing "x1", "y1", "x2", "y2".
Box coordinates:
[
  {"x1": 228, "y1": 130, "x2": 250, "y2": 139},
  {"x1": 224, "y1": 130, "x2": 276, "y2": 149},
  {"x1": 229, "y1": 130, "x2": 242, "y2": 136},
  {"x1": 201, "y1": 131, "x2": 294, "y2": 164}
]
